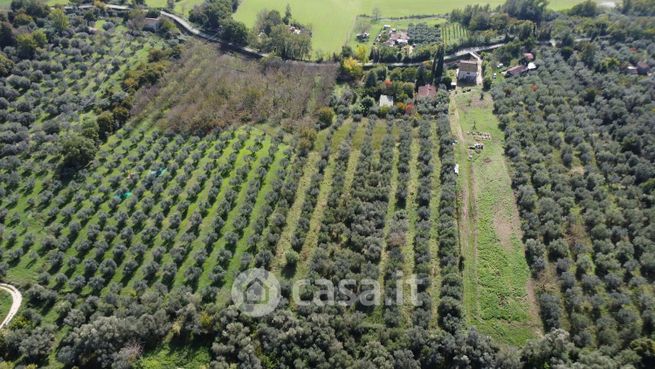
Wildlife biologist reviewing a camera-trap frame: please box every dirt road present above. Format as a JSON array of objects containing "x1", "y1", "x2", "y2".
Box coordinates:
[{"x1": 0, "y1": 283, "x2": 21, "y2": 329}]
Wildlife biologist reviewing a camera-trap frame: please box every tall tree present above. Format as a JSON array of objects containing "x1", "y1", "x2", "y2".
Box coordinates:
[
  {"x1": 416, "y1": 64, "x2": 429, "y2": 87},
  {"x1": 432, "y1": 45, "x2": 444, "y2": 85},
  {"x1": 0, "y1": 22, "x2": 15, "y2": 48},
  {"x1": 283, "y1": 4, "x2": 292, "y2": 25},
  {"x1": 372, "y1": 7, "x2": 381, "y2": 21},
  {"x1": 49, "y1": 8, "x2": 68, "y2": 34}
]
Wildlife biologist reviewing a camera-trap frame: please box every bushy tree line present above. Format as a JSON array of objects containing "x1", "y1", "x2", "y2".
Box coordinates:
[
  {"x1": 252, "y1": 9, "x2": 312, "y2": 60},
  {"x1": 411, "y1": 120, "x2": 436, "y2": 327}
]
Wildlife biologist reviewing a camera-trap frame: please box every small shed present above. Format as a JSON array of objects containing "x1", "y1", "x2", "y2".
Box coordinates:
[
  {"x1": 143, "y1": 17, "x2": 160, "y2": 32},
  {"x1": 637, "y1": 62, "x2": 651, "y2": 75},
  {"x1": 505, "y1": 65, "x2": 527, "y2": 77},
  {"x1": 379, "y1": 95, "x2": 394, "y2": 108}
]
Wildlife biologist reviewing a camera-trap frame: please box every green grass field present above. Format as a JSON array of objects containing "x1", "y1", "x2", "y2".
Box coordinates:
[
  {"x1": 450, "y1": 88, "x2": 540, "y2": 345},
  {"x1": 234, "y1": 0, "x2": 594, "y2": 55}
]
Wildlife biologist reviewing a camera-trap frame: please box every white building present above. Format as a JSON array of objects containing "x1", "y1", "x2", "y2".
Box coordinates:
[{"x1": 379, "y1": 95, "x2": 394, "y2": 108}]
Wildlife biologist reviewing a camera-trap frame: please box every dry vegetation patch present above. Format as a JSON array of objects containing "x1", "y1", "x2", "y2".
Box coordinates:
[{"x1": 133, "y1": 41, "x2": 337, "y2": 132}]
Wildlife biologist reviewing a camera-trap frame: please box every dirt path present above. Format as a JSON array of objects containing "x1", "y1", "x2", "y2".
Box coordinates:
[{"x1": 0, "y1": 283, "x2": 22, "y2": 329}]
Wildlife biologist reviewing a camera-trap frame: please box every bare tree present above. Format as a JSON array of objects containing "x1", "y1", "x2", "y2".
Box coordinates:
[{"x1": 372, "y1": 7, "x2": 381, "y2": 21}]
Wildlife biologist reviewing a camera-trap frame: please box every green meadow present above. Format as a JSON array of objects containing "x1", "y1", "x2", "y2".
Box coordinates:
[
  {"x1": 234, "y1": 0, "x2": 595, "y2": 55},
  {"x1": 450, "y1": 88, "x2": 540, "y2": 345}
]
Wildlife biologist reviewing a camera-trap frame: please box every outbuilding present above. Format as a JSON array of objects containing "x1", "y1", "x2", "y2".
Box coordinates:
[
  {"x1": 505, "y1": 65, "x2": 527, "y2": 77},
  {"x1": 143, "y1": 17, "x2": 161, "y2": 32},
  {"x1": 379, "y1": 95, "x2": 394, "y2": 108},
  {"x1": 637, "y1": 62, "x2": 651, "y2": 75}
]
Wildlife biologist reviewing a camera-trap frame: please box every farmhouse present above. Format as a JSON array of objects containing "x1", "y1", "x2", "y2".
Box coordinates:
[
  {"x1": 457, "y1": 60, "x2": 478, "y2": 82},
  {"x1": 379, "y1": 94, "x2": 394, "y2": 108},
  {"x1": 384, "y1": 30, "x2": 409, "y2": 47},
  {"x1": 416, "y1": 84, "x2": 437, "y2": 100}
]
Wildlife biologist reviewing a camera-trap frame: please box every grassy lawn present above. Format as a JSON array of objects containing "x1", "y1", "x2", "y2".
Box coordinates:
[
  {"x1": 234, "y1": 0, "x2": 593, "y2": 56},
  {"x1": 450, "y1": 87, "x2": 540, "y2": 345}
]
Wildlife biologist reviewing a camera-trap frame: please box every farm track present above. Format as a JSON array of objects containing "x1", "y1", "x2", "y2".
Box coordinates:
[{"x1": 0, "y1": 284, "x2": 21, "y2": 330}]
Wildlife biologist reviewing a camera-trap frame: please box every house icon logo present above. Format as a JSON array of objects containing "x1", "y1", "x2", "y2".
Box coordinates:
[{"x1": 231, "y1": 268, "x2": 281, "y2": 317}]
